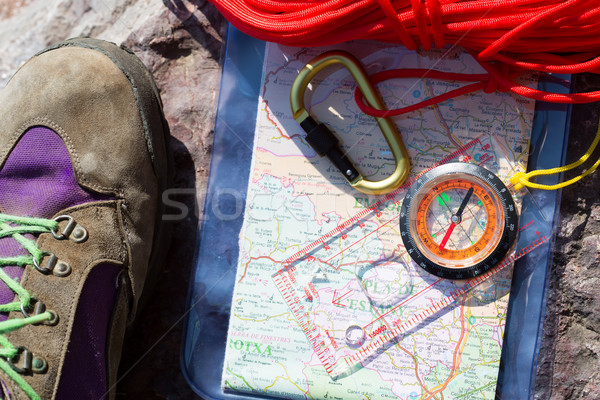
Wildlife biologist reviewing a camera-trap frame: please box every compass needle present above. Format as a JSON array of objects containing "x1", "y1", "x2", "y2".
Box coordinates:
[
  {"x1": 438, "y1": 223, "x2": 455, "y2": 251},
  {"x1": 438, "y1": 187, "x2": 474, "y2": 251},
  {"x1": 456, "y1": 187, "x2": 474, "y2": 218}
]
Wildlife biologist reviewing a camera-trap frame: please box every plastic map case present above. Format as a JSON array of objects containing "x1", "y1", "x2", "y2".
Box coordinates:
[{"x1": 182, "y1": 26, "x2": 572, "y2": 400}]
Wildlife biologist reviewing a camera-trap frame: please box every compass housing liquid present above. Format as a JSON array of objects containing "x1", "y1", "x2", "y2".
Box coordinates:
[{"x1": 400, "y1": 163, "x2": 519, "y2": 279}]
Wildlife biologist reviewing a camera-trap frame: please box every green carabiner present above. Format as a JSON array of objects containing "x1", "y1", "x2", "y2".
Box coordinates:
[{"x1": 290, "y1": 50, "x2": 411, "y2": 195}]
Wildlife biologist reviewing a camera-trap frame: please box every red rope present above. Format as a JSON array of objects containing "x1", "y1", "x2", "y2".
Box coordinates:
[
  {"x1": 209, "y1": 0, "x2": 600, "y2": 107},
  {"x1": 354, "y1": 70, "x2": 492, "y2": 117},
  {"x1": 354, "y1": 66, "x2": 600, "y2": 118}
]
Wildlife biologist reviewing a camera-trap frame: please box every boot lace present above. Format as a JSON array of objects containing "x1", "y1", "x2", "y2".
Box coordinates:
[{"x1": 0, "y1": 213, "x2": 59, "y2": 400}]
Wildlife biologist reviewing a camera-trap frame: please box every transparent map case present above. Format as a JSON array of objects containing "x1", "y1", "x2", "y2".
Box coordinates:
[{"x1": 181, "y1": 25, "x2": 572, "y2": 400}]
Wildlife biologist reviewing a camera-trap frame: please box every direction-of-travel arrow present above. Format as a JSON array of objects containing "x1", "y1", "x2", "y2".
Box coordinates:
[{"x1": 332, "y1": 289, "x2": 352, "y2": 307}]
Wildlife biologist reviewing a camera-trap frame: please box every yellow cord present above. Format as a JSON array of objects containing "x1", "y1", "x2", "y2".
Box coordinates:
[{"x1": 510, "y1": 118, "x2": 600, "y2": 191}]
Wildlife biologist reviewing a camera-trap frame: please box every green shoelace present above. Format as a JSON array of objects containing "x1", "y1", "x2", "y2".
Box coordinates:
[{"x1": 0, "y1": 213, "x2": 59, "y2": 400}]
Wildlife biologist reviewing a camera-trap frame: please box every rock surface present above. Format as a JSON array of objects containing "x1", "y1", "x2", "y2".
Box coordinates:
[
  {"x1": 534, "y1": 73, "x2": 600, "y2": 400},
  {"x1": 0, "y1": 1, "x2": 598, "y2": 399}
]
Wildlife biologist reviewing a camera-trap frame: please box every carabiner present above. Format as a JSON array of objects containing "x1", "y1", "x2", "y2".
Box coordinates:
[{"x1": 290, "y1": 50, "x2": 410, "y2": 195}]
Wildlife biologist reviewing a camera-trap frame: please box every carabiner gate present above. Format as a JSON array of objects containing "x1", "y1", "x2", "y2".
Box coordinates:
[{"x1": 290, "y1": 50, "x2": 410, "y2": 195}]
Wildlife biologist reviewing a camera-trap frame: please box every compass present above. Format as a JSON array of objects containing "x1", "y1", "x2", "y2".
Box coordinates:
[{"x1": 399, "y1": 163, "x2": 518, "y2": 279}]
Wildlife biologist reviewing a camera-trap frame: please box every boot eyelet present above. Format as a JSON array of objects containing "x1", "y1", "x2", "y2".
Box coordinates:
[
  {"x1": 51, "y1": 215, "x2": 76, "y2": 240},
  {"x1": 7, "y1": 346, "x2": 31, "y2": 374},
  {"x1": 32, "y1": 251, "x2": 56, "y2": 275},
  {"x1": 20, "y1": 299, "x2": 59, "y2": 326},
  {"x1": 33, "y1": 252, "x2": 71, "y2": 277},
  {"x1": 20, "y1": 297, "x2": 45, "y2": 319},
  {"x1": 51, "y1": 215, "x2": 88, "y2": 243},
  {"x1": 7, "y1": 347, "x2": 47, "y2": 375}
]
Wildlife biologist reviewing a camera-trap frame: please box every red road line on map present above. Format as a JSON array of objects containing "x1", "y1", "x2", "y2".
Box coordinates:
[
  {"x1": 423, "y1": 297, "x2": 467, "y2": 399},
  {"x1": 239, "y1": 255, "x2": 284, "y2": 283},
  {"x1": 261, "y1": 49, "x2": 308, "y2": 141}
]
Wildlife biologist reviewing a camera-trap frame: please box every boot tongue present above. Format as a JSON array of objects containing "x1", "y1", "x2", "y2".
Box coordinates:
[{"x1": 0, "y1": 126, "x2": 111, "y2": 320}]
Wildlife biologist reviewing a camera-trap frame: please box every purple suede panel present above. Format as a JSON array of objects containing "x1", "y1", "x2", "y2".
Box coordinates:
[
  {"x1": 55, "y1": 263, "x2": 122, "y2": 400},
  {"x1": 0, "y1": 126, "x2": 110, "y2": 321},
  {"x1": 0, "y1": 126, "x2": 108, "y2": 217},
  {"x1": 0, "y1": 126, "x2": 119, "y2": 397}
]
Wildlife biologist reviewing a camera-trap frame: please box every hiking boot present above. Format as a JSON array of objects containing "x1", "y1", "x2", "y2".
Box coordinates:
[{"x1": 0, "y1": 38, "x2": 171, "y2": 399}]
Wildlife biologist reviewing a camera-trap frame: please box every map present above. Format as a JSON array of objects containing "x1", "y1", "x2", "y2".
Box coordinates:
[{"x1": 221, "y1": 41, "x2": 537, "y2": 400}]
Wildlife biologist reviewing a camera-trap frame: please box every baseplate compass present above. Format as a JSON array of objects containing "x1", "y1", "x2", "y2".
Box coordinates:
[
  {"x1": 272, "y1": 138, "x2": 552, "y2": 380},
  {"x1": 399, "y1": 163, "x2": 519, "y2": 279}
]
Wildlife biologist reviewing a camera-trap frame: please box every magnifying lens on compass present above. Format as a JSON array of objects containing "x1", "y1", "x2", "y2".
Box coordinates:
[{"x1": 399, "y1": 163, "x2": 518, "y2": 279}]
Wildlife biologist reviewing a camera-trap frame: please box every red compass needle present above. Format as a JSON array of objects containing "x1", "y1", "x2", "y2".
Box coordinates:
[
  {"x1": 439, "y1": 222, "x2": 456, "y2": 251},
  {"x1": 438, "y1": 187, "x2": 474, "y2": 251}
]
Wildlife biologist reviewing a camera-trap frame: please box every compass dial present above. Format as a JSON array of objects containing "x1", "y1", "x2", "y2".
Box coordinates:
[{"x1": 399, "y1": 163, "x2": 518, "y2": 279}]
